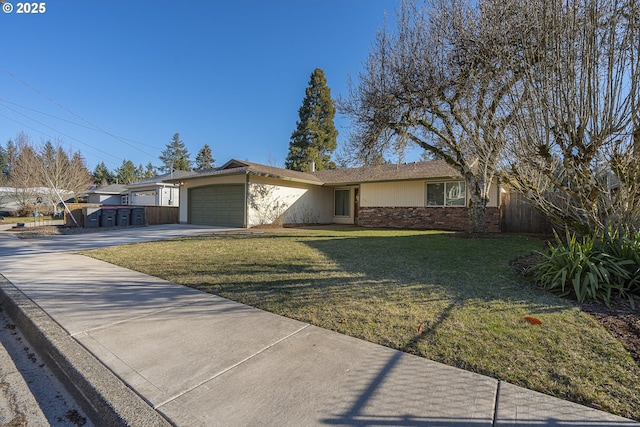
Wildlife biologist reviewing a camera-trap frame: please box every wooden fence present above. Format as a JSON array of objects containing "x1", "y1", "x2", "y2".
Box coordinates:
[
  {"x1": 143, "y1": 206, "x2": 179, "y2": 225},
  {"x1": 64, "y1": 203, "x2": 178, "y2": 227},
  {"x1": 501, "y1": 191, "x2": 554, "y2": 234}
]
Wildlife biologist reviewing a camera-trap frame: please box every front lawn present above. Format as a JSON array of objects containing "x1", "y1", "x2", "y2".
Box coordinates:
[
  {"x1": 85, "y1": 227, "x2": 640, "y2": 420},
  {"x1": 0, "y1": 215, "x2": 54, "y2": 223}
]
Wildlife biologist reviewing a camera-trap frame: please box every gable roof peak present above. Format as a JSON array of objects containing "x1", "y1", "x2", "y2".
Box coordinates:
[{"x1": 220, "y1": 159, "x2": 251, "y2": 170}]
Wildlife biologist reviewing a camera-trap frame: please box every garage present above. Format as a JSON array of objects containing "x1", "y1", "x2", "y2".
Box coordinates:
[
  {"x1": 188, "y1": 184, "x2": 245, "y2": 227},
  {"x1": 131, "y1": 190, "x2": 156, "y2": 206}
]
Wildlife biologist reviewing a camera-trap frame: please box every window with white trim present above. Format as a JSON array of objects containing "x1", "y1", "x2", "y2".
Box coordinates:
[{"x1": 426, "y1": 182, "x2": 466, "y2": 206}]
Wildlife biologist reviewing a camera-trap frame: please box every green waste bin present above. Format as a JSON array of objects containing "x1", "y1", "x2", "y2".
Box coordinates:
[
  {"x1": 100, "y1": 208, "x2": 117, "y2": 227},
  {"x1": 116, "y1": 208, "x2": 131, "y2": 226},
  {"x1": 83, "y1": 206, "x2": 101, "y2": 228},
  {"x1": 131, "y1": 208, "x2": 145, "y2": 226}
]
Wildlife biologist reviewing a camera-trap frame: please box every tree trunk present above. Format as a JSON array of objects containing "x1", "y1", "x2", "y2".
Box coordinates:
[{"x1": 467, "y1": 175, "x2": 487, "y2": 233}]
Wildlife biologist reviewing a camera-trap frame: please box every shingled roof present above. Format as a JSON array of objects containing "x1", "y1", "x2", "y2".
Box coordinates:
[
  {"x1": 127, "y1": 170, "x2": 194, "y2": 187},
  {"x1": 169, "y1": 159, "x2": 462, "y2": 186},
  {"x1": 169, "y1": 159, "x2": 324, "y2": 185},
  {"x1": 313, "y1": 160, "x2": 461, "y2": 185}
]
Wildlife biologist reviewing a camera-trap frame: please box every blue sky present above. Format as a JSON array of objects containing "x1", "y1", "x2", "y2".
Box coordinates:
[{"x1": 0, "y1": 0, "x2": 418, "y2": 172}]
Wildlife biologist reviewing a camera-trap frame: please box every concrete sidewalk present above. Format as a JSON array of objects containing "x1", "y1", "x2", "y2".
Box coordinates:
[{"x1": 0, "y1": 225, "x2": 638, "y2": 426}]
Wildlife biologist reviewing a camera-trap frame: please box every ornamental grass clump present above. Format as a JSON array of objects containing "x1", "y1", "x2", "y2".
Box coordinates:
[{"x1": 535, "y1": 228, "x2": 640, "y2": 306}]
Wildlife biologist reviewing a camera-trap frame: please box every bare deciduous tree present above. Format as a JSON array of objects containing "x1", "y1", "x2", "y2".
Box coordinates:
[
  {"x1": 7, "y1": 134, "x2": 93, "y2": 214},
  {"x1": 506, "y1": 0, "x2": 640, "y2": 235},
  {"x1": 35, "y1": 140, "x2": 94, "y2": 208},
  {"x1": 8, "y1": 134, "x2": 41, "y2": 214},
  {"x1": 340, "y1": 0, "x2": 540, "y2": 232}
]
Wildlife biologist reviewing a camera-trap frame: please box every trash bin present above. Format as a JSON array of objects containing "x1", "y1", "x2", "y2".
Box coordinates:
[
  {"x1": 116, "y1": 208, "x2": 131, "y2": 226},
  {"x1": 83, "y1": 206, "x2": 101, "y2": 228},
  {"x1": 131, "y1": 207, "x2": 145, "y2": 226},
  {"x1": 100, "y1": 207, "x2": 117, "y2": 227}
]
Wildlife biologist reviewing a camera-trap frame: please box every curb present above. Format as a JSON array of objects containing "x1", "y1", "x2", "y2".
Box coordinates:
[{"x1": 0, "y1": 274, "x2": 172, "y2": 427}]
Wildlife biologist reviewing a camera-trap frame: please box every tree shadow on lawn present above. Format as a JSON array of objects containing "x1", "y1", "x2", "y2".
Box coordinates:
[
  {"x1": 302, "y1": 232, "x2": 554, "y2": 301},
  {"x1": 183, "y1": 232, "x2": 570, "y2": 353}
]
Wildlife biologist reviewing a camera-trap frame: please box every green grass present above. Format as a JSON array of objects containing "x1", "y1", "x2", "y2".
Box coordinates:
[{"x1": 84, "y1": 227, "x2": 640, "y2": 420}]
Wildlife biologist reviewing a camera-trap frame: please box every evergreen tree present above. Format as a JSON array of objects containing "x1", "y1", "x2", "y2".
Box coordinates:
[
  {"x1": 159, "y1": 133, "x2": 192, "y2": 172},
  {"x1": 0, "y1": 142, "x2": 8, "y2": 183},
  {"x1": 285, "y1": 68, "x2": 338, "y2": 172},
  {"x1": 2, "y1": 139, "x2": 17, "y2": 180},
  {"x1": 195, "y1": 144, "x2": 215, "y2": 170},
  {"x1": 115, "y1": 159, "x2": 137, "y2": 184},
  {"x1": 143, "y1": 162, "x2": 157, "y2": 179},
  {"x1": 93, "y1": 162, "x2": 114, "y2": 185}
]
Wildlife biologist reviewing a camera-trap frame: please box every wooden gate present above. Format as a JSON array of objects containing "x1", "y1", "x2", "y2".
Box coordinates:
[{"x1": 501, "y1": 191, "x2": 554, "y2": 234}]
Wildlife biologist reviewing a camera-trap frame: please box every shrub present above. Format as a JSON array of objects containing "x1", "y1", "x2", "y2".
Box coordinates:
[{"x1": 535, "y1": 228, "x2": 640, "y2": 306}]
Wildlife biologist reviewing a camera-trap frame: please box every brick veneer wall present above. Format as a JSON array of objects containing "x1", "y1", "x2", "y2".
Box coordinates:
[{"x1": 358, "y1": 206, "x2": 501, "y2": 232}]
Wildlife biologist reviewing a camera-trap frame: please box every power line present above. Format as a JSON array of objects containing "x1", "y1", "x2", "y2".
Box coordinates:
[
  {"x1": 0, "y1": 97, "x2": 161, "y2": 150},
  {"x1": 0, "y1": 110, "x2": 124, "y2": 168},
  {"x1": 0, "y1": 67, "x2": 160, "y2": 158}
]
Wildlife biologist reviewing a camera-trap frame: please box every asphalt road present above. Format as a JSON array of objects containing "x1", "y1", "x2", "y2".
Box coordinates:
[{"x1": 0, "y1": 305, "x2": 94, "y2": 427}]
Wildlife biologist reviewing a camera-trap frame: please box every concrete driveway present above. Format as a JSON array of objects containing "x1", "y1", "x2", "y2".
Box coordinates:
[{"x1": 0, "y1": 224, "x2": 243, "y2": 256}]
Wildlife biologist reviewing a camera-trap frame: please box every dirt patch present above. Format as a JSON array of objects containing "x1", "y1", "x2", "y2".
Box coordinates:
[
  {"x1": 581, "y1": 298, "x2": 640, "y2": 364},
  {"x1": 511, "y1": 252, "x2": 640, "y2": 365}
]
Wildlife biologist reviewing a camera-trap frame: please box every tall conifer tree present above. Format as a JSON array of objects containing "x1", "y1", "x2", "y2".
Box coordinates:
[
  {"x1": 93, "y1": 162, "x2": 113, "y2": 185},
  {"x1": 285, "y1": 68, "x2": 338, "y2": 172},
  {"x1": 195, "y1": 144, "x2": 215, "y2": 170},
  {"x1": 115, "y1": 160, "x2": 137, "y2": 184},
  {"x1": 159, "y1": 133, "x2": 192, "y2": 172}
]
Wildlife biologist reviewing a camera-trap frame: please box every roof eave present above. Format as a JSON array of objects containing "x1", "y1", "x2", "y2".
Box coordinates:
[
  {"x1": 322, "y1": 175, "x2": 462, "y2": 186},
  {"x1": 248, "y1": 170, "x2": 323, "y2": 186},
  {"x1": 164, "y1": 168, "x2": 249, "y2": 183},
  {"x1": 126, "y1": 182, "x2": 178, "y2": 189}
]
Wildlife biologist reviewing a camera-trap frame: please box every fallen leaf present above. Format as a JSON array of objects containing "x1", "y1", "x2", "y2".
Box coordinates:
[
  {"x1": 524, "y1": 316, "x2": 542, "y2": 325},
  {"x1": 417, "y1": 324, "x2": 425, "y2": 334}
]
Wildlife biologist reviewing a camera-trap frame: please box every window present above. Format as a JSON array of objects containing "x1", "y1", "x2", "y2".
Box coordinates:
[
  {"x1": 133, "y1": 191, "x2": 156, "y2": 197},
  {"x1": 426, "y1": 182, "x2": 466, "y2": 206},
  {"x1": 426, "y1": 183, "x2": 445, "y2": 206},
  {"x1": 334, "y1": 189, "x2": 350, "y2": 216}
]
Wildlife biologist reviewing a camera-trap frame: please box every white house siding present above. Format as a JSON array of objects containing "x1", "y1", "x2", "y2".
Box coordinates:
[
  {"x1": 87, "y1": 194, "x2": 122, "y2": 205},
  {"x1": 360, "y1": 180, "x2": 501, "y2": 208},
  {"x1": 360, "y1": 181, "x2": 425, "y2": 207},
  {"x1": 178, "y1": 175, "x2": 246, "y2": 223},
  {"x1": 247, "y1": 176, "x2": 332, "y2": 227},
  {"x1": 159, "y1": 187, "x2": 179, "y2": 206},
  {"x1": 487, "y1": 182, "x2": 500, "y2": 207}
]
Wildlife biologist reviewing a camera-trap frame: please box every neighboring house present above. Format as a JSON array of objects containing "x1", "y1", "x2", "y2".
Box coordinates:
[
  {"x1": 0, "y1": 187, "x2": 74, "y2": 215},
  {"x1": 86, "y1": 171, "x2": 191, "y2": 207},
  {"x1": 125, "y1": 171, "x2": 191, "y2": 207},
  {"x1": 0, "y1": 187, "x2": 22, "y2": 214},
  {"x1": 167, "y1": 159, "x2": 503, "y2": 232},
  {"x1": 86, "y1": 184, "x2": 128, "y2": 205}
]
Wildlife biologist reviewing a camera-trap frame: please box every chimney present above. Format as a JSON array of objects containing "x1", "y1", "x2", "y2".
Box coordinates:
[{"x1": 310, "y1": 159, "x2": 316, "y2": 172}]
